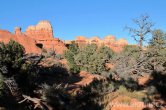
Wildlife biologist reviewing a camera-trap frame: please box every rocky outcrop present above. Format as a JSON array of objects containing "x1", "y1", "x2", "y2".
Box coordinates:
[
  {"x1": 25, "y1": 20, "x2": 67, "y2": 54},
  {"x1": 90, "y1": 36, "x2": 102, "y2": 45},
  {"x1": 75, "y1": 36, "x2": 87, "y2": 45},
  {"x1": 0, "y1": 20, "x2": 67, "y2": 54},
  {"x1": 0, "y1": 30, "x2": 41, "y2": 53},
  {"x1": 66, "y1": 35, "x2": 128, "y2": 52},
  {"x1": 25, "y1": 20, "x2": 53, "y2": 40}
]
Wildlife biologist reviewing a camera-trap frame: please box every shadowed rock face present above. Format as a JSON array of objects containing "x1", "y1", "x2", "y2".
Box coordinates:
[{"x1": 0, "y1": 20, "x2": 67, "y2": 54}]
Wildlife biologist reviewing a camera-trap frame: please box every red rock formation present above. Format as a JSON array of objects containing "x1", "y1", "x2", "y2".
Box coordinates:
[
  {"x1": 25, "y1": 20, "x2": 53, "y2": 40},
  {"x1": 90, "y1": 36, "x2": 102, "y2": 45},
  {"x1": 15, "y1": 27, "x2": 22, "y2": 35},
  {"x1": 0, "y1": 30, "x2": 41, "y2": 54},
  {"x1": 25, "y1": 20, "x2": 67, "y2": 54},
  {"x1": 103, "y1": 35, "x2": 116, "y2": 45},
  {"x1": 0, "y1": 20, "x2": 67, "y2": 54},
  {"x1": 75, "y1": 36, "x2": 87, "y2": 45},
  {"x1": 0, "y1": 20, "x2": 127, "y2": 54},
  {"x1": 66, "y1": 35, "x2": 128, "y2": 52}
]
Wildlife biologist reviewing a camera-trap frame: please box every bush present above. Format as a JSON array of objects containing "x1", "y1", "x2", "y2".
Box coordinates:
[
  {"x1": 64, "y1": 41, "x2": 80, "y2": 74},
  {"x1": 117, "y1": 86, "x2": 146, "y2": 101},
  {"x1": 65, "y1": 42, "x2": 114, "y2": 75},
  {"x1": 111, "y1": 45, "x2": 141, "y2": 81},
  {"x1": 42, "y1": 83, "x2": 70, "y2": 110},
  {"x1": 0, "y1": 40, "x2": 25, "y2": 76},
  {"x1": 147, "y1": 29, "x2": 166, "y2": 71},
  {"x1": 0, "y1": 40, "x2": 42, "y2": 109},
  {"x1": 74, "y1": 44, "x2": 114, "y2": 74},
  {"x1": 42, "y1": 79, "x2": 114, "y2": 110},
  {"x1": 122, "y1": 45, "x2": 140, "y2": 58}
]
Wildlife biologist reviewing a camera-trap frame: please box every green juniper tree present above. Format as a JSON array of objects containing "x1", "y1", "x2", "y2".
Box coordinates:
[
  {"x1": 74, "y1": 44, "x2": 114, "y2": 74},
  {"x1": 64, "y1": 41, "x2": 80, "y2": 74},
  {"x1": 148, "y1": 29, "x2": 166, "y2": 71}
]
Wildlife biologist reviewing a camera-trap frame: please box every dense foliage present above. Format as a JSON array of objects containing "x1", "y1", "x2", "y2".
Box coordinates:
[
  {"x1": 65, "y1": 43, "x2": 114, "y2": 74},
  {"x1": 0, "y1": 40, "x2": 25, "y2": 76},
  {"x1": 64, "y1": 41, "x2": 80, "y2": 74}
]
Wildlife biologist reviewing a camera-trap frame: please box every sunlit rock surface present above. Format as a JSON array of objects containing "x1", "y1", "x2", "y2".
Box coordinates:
[{"x1": 0, "y1": 20, "x2": 67, "y2": 54}]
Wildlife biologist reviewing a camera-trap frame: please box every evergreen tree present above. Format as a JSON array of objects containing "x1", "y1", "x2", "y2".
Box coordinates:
[
  {"x1": 74, "y1": 44, "x2": 114, "y2": 74},
  {"x1": 0, "y1": 40, "x2": 25, "y2": 76},
  {"x1": 148, "y1": 29, "x2": 166, "y2": 70},
  {"x1": 64, "y1": 41, "x2": 80, "y2": 74}
]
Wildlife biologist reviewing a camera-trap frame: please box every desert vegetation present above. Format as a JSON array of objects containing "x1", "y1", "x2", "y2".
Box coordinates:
[{"x1": 0, "y1": 15, "x2": 166, "y2": 110}]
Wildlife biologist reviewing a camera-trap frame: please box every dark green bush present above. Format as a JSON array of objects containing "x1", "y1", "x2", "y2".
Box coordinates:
[{"x1": 65, "y1": 43, "x2": 114, "y2": 75}]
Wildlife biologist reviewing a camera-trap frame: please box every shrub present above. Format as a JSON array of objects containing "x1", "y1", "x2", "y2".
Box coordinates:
[
  {"x1": 0, "y1": 40, "x2": 42, "y2": 109},
  {"x1": 147, "y1": 29, "x2": 166, "y2": 71},
  {"x1": 0, "y1": 40, "x2": 25, "y2": 76},
  {"x1": 65, "y1": 42, "x2": 114, "y2": 75},
  {"x1": 117, "y1": 86, "x2": 146, "y2": 101},
  {"x1": 64, "y1": 41, "x2": 80, "y2": 74},
  {"x1": 74, "y1": 44, "x2": 114, "y2": 74}
]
